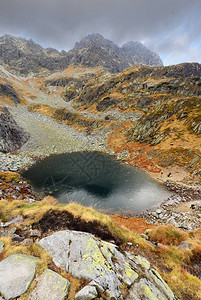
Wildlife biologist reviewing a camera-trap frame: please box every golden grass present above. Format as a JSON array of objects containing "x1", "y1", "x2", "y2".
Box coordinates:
[
  {"x1": 163, "y1": 267, "x2": 201, "y2": 300},
  {"x1": 0, "y1": 198, "x2": 153, "y2": 252},
  {"x1": 1, "y1": 194, "x2": 201, "y2": 299},
  {"x1": 0, "y1": 171, "x2": 21, "y2": 182},
  {"x1": 148, "y1": 224, "x2": 187, "y2": 246},
  {"x1": 147, "y1": 228, "x2": 201, "y2": 299}
]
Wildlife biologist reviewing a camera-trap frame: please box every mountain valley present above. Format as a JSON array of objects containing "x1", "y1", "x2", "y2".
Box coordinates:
[{"x1": 0, "y1": 33, "x2": 201, "y2": 300}]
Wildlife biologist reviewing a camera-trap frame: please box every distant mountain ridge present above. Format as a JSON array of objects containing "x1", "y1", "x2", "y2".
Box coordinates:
[{"x1": 0, "y1": 33, "x2": 163, "y2": 76}]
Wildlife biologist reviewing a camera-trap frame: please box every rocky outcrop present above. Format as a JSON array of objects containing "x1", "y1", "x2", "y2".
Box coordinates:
[
  {"x1": 0, "y1": 108, "x2": 29, "y2": 153},
  {"x1": 0, "y1": 84, "x2": 21, "y2": 104},
  {"x1": 0, "y1": 229, "x2": 178, "y2": 299},
  {"x1": 39, "y1": 230, "x2": 177, "y2": 300},
  {"x1": 0, "y1": 33, "x2": 163, "y2": 76},
  {"x1": 126, "y1": 95, "x2": 201, "y2": 145}
]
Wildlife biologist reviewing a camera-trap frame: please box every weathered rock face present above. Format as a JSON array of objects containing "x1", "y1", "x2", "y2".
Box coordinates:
[
  {"x1": 0, "y1": 84, "x2": 21, "y2": 104},
  {"x1": 121, "y1": 40, "x2": 163, "y2": 67},
  {"x1": 126, "y1": 96, "x2": 201, "y2": 145},
  {"x1": 30, "y1": 269, "x2": 70, "y2": 300},
  {"x1": 0, "y1": 33, "x2": 163, "y2": 76},
  {"x1": 39, "y1": 230, "x2": 177, "y2": 300},
  {"x1": 0, "y1": 108, "x2": 29, "y2": 153},
  {"x1": 0, "y1": 253, "x2": 38, "y2": 299}
]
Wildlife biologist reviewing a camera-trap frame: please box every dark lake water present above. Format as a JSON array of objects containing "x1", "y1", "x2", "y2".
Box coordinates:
[{"x1": 22, "y1": 151, "x2": 173, "y2": 214}]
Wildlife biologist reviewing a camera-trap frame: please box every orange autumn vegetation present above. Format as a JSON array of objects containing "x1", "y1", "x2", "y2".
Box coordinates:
[
  {"x1": 107, "y1": 124, "x2": 161, "y2": 173},
  {"x1": 147, "y1": 224, "x2": 187, "y2": 246},
  {"x1": 110, "y1": 214, "x2": 157, "y2": 234}
]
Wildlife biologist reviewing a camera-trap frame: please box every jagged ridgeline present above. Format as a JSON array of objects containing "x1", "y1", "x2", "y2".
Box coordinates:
[{"x1": 0, "y1": 33, "x2": 163, "y2": 76}]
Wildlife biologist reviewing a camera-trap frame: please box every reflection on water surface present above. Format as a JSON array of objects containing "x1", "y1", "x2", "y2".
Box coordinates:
[{"x1": 22, "y1": 151, "x2": 173, "y2": 214}]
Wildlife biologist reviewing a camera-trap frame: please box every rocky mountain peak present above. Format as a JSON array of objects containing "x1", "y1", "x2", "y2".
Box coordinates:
[
  {"x1": 0, "y1": 33, "x2": 163, "y2": 75},
  {"x1": 121, "y1": 40, "x2": 163, "y2": 66},
  {"x1": 74, "y1": 33, "x2": 111, "y2": 48},
  {"x1": 73, "y1": 33, "x2": 119, "y2": 51}
]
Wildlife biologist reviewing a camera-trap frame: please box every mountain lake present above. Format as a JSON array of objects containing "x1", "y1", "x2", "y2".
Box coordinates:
[{"x1": 22, "y1": 151, "x2": 174, "y2": 214}]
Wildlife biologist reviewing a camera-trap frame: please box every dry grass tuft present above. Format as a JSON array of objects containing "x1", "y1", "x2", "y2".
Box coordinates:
[
  {"x1": 163, "y1": 267, "x2": 201, "y2": 300},
  {"x1": 148, "y1": 224, "x2": 187, "y2": 246},
  {"x1": 43, "y1": 195, "x2": 58, "y2": 206}
]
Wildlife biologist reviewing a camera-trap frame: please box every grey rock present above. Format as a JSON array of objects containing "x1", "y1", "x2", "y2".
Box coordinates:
[
  {"x1": 0, "y1": 109, "x2": 29, "y2": 153},
  {"x1": 134, "y1": 255, "x2": 150, "y2": 270},
  {"x1": 8, "y1": 215, "x2": 24, "y2": 225},
  {"x1": 152, "y1": 212, "x2": 158, "y2": 218},
  {"x1": 167, "y1": 216, "x2": 179, "y2": 227},
  {"x1": 0, "y1": 253, "x2": 38, "y2": 299},
  {"x1": 140, "y1": 234, "x2": 149, "y2": 240},
  {"x1": 149, "y1": 268, "x2": 175, "y2": 299},
  {"x1": 0, "y1": 241, "x2": 4, "y2": 254},
  {"x1": 39, "y1": 230, "x2": 138, "y2": 299},
  {"x1": 127, "y1": 277, "x2": 175, "y2": 300},
  {"x1": 30, "y1": 269, "x2": 70, "y2": 300},
  {"x1": 0, "y1": 33, "x2": 163, "y2": 76},
  {"x1": 29, "y1": 229, "x2": 41, "y2": 238},
  {"x1": 12, "y1": 234, "x2": 24, "y2": 242},
  {"x1": 156, "y1": 209, "x2": 162, "y2": 214},
  {"x1": 75, "y1": 285, "x2": 98, "y2": 300},
  {"x1": 0, "y1": 221, "x2": 13, "y2": 228},
  {"x1": 39, "y1": 230, "x2": 177, "y2": 300},
  {"x1": 0, "y1": 226, "x2": 16, "y2": 238},
  {"x1": 178, "y1": 241, "x2": 193, "y2": 250},
  {"x1": 21, "y1": 238, "x2": 34, "y2": 245},
  {"x1": 89, "y1": 280, "x2": 104, "y2": 294}
]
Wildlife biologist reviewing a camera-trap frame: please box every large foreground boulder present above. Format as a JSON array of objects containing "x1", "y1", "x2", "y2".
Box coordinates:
[
  {"x1": 0, "y1": 253, "x2": 38, "y2": 299},
  {"x1": 39, "y1": 230, "x2": 177, "y2": 300}
]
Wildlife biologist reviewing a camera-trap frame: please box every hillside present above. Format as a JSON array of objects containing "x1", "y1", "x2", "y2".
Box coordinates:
[
  {"x1": 13, "y1": 62, "x2": 199, "y2": 185},
  {"x1": 0, "y1": 61, "x2": 200, "y2": 184},
  {"x1": 0, "y1": 33, "x2": 163, "y2": 76},
  {"x1": 0, "y1": 48, "x2": 201, "y2": 299}
]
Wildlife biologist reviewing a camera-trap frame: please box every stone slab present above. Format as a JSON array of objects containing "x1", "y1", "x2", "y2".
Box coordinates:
[
  {"x1": 30, "y1": 268, "x2": 70, "y2": 300},
  {"x1": 0, "y1": 253, "x2": 38, "y2": 299}
]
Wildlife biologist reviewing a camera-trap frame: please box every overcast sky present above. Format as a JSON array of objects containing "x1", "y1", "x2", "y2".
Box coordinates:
[{"x1": 0, "y1": 0, "x2": 200, "y2": 66}]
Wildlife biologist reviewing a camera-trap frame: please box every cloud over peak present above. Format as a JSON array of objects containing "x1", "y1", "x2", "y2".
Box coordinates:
[{"x1": 0, "y1": 0, "x2": 200, "y2": 65}]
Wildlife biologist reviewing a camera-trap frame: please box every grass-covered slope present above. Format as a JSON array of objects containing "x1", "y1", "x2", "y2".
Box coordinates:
[{"x1": 0, "y1": 171, "x2": 201, "y2": 299}]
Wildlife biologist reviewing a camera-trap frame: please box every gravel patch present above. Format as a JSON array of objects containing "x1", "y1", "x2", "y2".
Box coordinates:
[{"x1": 1, "y1": 105, "x2": 114, "y2": 171}]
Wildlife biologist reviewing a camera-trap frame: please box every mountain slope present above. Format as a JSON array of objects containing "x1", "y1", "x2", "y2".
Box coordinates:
[
  {"x1": 0, "y1": 59, "x2": 200, "y2": 184},
  {"x1": 34, "y1": 62, "x2": 201, "y2": 183},
  {"x1": 0, "y1": 33, "x2": 163, "y2": 76}
]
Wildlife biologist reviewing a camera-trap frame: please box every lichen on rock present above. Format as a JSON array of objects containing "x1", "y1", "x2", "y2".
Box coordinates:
[{"x1": 39, "y1": 230, "x2": 177, "y2": 300}]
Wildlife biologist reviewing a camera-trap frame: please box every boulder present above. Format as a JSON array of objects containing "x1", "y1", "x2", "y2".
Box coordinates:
[
  {"x1": 75, "y1": 285, "x2": 98, "y2": 300},
  {"x1": 178, "y1": 241, "x2": 193, "y2": 250},
  {"x1": 127, "y1": 277, "x2": 174, "y2": 300},
  {"x1": 0, "y1": 253, "x2": 38, "y2": 299},
  {"x1": 30, "y1": 269, "x2": 70, "y2": 300}
]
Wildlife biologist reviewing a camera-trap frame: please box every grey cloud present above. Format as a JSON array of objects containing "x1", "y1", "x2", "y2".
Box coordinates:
[{"x1": 0, "y1": 0, "x2": 200, "y2": 65}]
